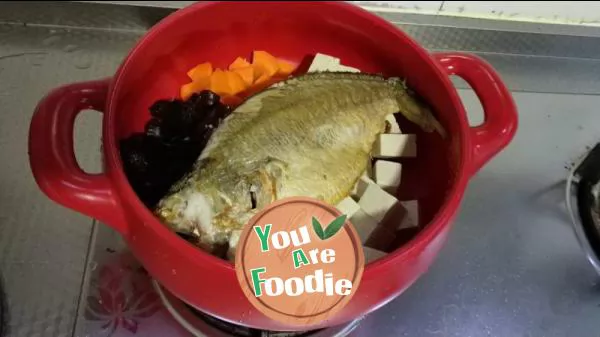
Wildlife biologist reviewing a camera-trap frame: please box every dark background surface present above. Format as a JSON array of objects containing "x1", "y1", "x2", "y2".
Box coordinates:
[{"x1": 1, "y1": 273, "x2": 5, "y2": 337}]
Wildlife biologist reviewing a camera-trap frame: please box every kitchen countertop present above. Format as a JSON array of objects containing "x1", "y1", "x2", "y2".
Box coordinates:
[{"x1": 2, "y1": 2, "x2": 600, "y2": 337}]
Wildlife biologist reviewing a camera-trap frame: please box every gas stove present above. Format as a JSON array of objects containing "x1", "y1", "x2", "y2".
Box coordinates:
[
  {"x1": 153, "y1": 280, "x2": 361, "y2": 337},
  {"x1": 566, "y1": 142, "x2": 600, "y2": 276},
  {"x1": 74, "y1": 226, "x2": 362, "y2": 337}
]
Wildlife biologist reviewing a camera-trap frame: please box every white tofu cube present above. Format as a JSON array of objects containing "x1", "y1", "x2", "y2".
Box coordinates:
[
  {"x1": 349, "y1": 209, "x2": 379, "y2": 244},
  {"x1": 334, "y1": 64, "x2": 360, "y2": 73},
  {"x1": 373, "y1": 160, "x2": 402, "y2": 194},
  {"x1": 365, "y1": 157, "x2": 373, "y2": 179},
  {"x1": 335, "y1": 197, "x2": 361, "y2": 218},
  {"x1": 385, "y1": 114, "x2": 402, "y2": 133},
  {"x1": 399, "y1": 200, "x2": 419, "y2": 229},
  {"x1": 308, "y1": 53, "x2": 340, "y2": 72},
  {"x1": 373, "y1": 134, "x2": 417, "y2": 158},
  {"x1": 307, "y1": 53, "x2": 361, "y2": 73},
  {"x1": 351, "y1": 174, "x2": 376, "y2": 200},
  {"x1": 363, "y1": 246, "x2": 387, "y2": 263},
  {"x1": 358, "y1": 183, "x2": 399, "y2": 222}
]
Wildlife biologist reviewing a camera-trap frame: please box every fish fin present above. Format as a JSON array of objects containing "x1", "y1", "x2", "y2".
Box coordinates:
[
  {"x1": 390, "y1": 79, "x2": 447, "y2": 138},
  {"x1": 252, "y1": 72, "x2": 391, "y2": 115}
]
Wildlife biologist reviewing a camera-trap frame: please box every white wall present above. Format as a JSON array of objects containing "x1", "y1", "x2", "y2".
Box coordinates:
[
  {"x1": 77, "y1": 1, "x2": 600, "y2": 26},
  {"x1": 352, "y1": 1, "x2": 600, "y2": 26}
]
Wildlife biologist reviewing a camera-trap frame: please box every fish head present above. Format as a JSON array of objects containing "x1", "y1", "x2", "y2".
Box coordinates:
[{"x1": 155, "y1": 162, "x2": 279, "y2": 246}]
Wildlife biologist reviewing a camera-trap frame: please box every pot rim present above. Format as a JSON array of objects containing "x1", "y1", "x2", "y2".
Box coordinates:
[{"x1": 104, "y1": 1, "x2": 473, "y2": 276}]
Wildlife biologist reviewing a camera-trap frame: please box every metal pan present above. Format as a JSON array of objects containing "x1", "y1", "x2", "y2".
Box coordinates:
[{"x1": 565, "y1": 142, "x2": 600, "y2": 275}]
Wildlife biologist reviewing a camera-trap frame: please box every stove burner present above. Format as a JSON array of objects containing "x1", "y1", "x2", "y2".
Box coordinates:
[
  {"x1": 185, "y1": 305, "x2": 316, "y2": 337},
  {"x1": 153, "y1": 280, "x2": 362, "y2": 337}
]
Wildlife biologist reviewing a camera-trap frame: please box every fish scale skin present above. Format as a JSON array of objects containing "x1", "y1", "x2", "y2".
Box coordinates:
[{"x1": 155, "y1": 72, "x2": 441, "y2": 250}]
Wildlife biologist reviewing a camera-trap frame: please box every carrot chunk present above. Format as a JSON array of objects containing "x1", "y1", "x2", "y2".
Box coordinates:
[
  {"x1": 252, "y1": 50, "x2": 279, "y2": 78},
  {"x1": 180, "y1": 77, "x2": 210, "y2": 100},
  {"x1": 186, "y1": 62, "x2": 213, "y2": 82},
  {"x1": 229, "y1": 57, "x2": 251, "y2": 70},
  {"x1": 209, "y1": 69, "x2": 248, "y2": 96},
  {"x1": 277, "y1": 60, "x2": 296, "y2": 76},
  {"x1": 227, "y1": 71, "x2": 248, "y2": 95},
  {"x1": 232, "y1": 66, "x2": 254, "y2": 86}
]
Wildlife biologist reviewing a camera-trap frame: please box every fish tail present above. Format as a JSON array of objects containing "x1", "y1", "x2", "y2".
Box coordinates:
[{"x1": 390, "y1": 79, "x2": 447, "y2": 138}]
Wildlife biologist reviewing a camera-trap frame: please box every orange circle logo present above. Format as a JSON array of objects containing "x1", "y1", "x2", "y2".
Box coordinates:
[{"x1": 235, "y1": 196, "x2": 365, "y2": 327}]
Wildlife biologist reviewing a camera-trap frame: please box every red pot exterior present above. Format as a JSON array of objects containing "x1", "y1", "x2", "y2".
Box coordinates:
[{"x1": 28, "y1": 1, "x2": 518, "y2": 331}]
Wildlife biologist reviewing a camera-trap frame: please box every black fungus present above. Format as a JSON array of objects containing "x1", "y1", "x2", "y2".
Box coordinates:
[
  {"x1": 119, "y1": 90, "x2": 230, "y2": 209},
  {"x1": 199, "y1": 90, "x2": 218, "y2": 108},
  {"x1": 120, "y1": 134, "x2": 149, "y2": 174},
  {"x1": 149, "y1": 99, "x2": 183, "y2": 119},
  {"x1": 144, "y1": 118, "x2": 162, "y2": 138}
]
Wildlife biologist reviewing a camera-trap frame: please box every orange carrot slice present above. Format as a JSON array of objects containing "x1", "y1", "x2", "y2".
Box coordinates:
[
  {"x1": 186, "y1": 62, "x2": 213, "y2": 82},
  {"x1": 229, "y1": 57, "x2": 251, "y2": 70},
  {"x1": 253, "y1": 73, "x2": 271, "y2": 86},
  {"x1": 209, "y1": 69, "x2": 248, "y2": 96},
  {"x1": 252, "y1": 50, "x2": 279, "y2": 79},
  {"x1": 232, "y1": 66, "x2": 254, "y2": 86},
  {"x1": 227, "y1": 71, "x2": 248, "y2": 95},
  {"x1": 209, "y1": 69, "x2": 230, "y2": 96},
  {"x1": 276, "y1": 60, "x2": 296, "y2": 76},
  {"x1": 180, "y1": 77, "x2": 210, "y2": 100}
]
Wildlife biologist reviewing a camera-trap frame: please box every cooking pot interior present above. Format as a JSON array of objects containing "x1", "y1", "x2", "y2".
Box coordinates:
[{"x1": 111, "y1": 2, "x2": 463, "y2": 251}]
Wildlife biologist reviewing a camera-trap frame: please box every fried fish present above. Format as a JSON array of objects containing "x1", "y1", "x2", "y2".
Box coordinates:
[{"x1": 155, "y1": 72, "x2": 444, "y2": 258}]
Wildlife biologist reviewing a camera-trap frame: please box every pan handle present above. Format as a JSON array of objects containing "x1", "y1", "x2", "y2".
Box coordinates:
[
  {"x1": 28, "y1": 79, "x2": 127, "y2": 235},
  {"x1": 433, "y1": 52, "x2": 518, "y2": 175}
]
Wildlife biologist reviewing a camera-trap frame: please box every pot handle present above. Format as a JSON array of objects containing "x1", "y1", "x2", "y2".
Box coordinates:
[
  {"x1": 433, "y1": 52, "x2": 518, "y2": 175},
  {"x1": 28, "y1": 79, "x2": 127, "y2": 235}
]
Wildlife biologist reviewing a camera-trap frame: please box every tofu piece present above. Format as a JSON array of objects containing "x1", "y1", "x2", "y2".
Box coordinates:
[
  {"x1": 335, "y1": 197, "x2": 361, "y2": 218},
  {"x1": 308, "y1": 53, "x2": 340, "y2": 72},
  {"x1": 373, "y1": 160, "x2": 402, "y2": 194},
  {"x1": 307, "y1": 53, "x2": 361, "y2": 73},
  {"x1": 365, "y1": 222, "x2": 398, "y2": 251},
  {"x1": 399, "y1": 200, "x2": 419, "y2": 229},
  {"x1": 357, "y1": 183, "x2": 399, "y2": 222},
  {"x1": 385, "y1": 114, "x2": 402, "y2": 133},
  {"x1": 335, "y1": 64, "x2": 360, "y2": 73},
  {"x1": 363, "y1": 246, "x2": 387, "y2": 263},
  {"x1": 365, "y1": 202, "x2": 407, "y2": 250},
  {"x1": 349, "y1": 209, "x2": 379, "y2": 244},
  {"x1": 351, "y1": 174, "x2": 376, "y2": 200},
  {"x1": 365, "y1": 157, "x2": 373, "y2": 179},
  {"x1": 389, "y1": 226, "x2": 421, "y2": 249},
  {"x1": 373, "y1": 134, "x2": 417, "y2": 158},
  {"x1": 380, "y1": 202, "x2": 408, "y2": 229}
]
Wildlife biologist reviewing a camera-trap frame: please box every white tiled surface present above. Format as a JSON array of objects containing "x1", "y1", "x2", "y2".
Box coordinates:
[
  {"x1": 76, "y1": 1, "x2": 600, "y2": 26},
  {"x1": 441, "y1": 1, "x2": 600, "y2": 24},
  {"x1": 351, "y1": 1, "x2": 443, "y2": 13}
]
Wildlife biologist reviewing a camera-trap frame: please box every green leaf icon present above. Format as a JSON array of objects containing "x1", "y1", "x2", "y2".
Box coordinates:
[
  {"x1": 323, "y1": 214, "x2": 347, "y2": 240},
  {"x1": 312, "y1": 217, "x2": 326, "y2": 240}
]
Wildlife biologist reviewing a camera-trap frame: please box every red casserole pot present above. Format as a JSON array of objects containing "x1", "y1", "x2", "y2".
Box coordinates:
[{"x1": 28, "y1": 1, "x2": 517, "y2": 331}]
